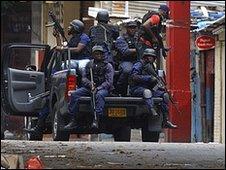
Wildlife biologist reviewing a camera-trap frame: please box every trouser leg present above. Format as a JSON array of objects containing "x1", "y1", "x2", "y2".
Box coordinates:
[
  {"x1": 117, "y1": 62, "x2": 133, "y2": 95},
  {"x1": 91, "y1": 89, "x2": 109, "y2": 129},
  {"x1": 131, "y1": 87, "x2": 157, "y2": 116},
  {"x1": 153, "y1": 90, "x2": 177, "y2": 129},
  {"x1": 65, "y1": 87, "x2": 90, "y2": 130},
  {"x1": 95, "y1": 89, "x2": 109, "y2": 115}
]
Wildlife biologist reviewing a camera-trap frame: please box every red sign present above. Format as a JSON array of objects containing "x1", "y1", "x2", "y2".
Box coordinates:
[{"x1": 195, "y1": 35, "x2": 215, "y2": 51}]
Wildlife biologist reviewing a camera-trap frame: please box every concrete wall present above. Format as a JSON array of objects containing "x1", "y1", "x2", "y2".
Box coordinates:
[{"x1": 214, "y1": 30, "x2": 225, "y2": 143}]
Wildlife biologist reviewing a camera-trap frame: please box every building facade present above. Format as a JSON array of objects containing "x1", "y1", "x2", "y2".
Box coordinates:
[{"x1": 191, "y1": 16, "x2": 225, "y2": 143}]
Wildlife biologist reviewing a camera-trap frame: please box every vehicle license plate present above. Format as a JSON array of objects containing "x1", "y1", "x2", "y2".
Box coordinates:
[{"x1": 108, "y1": 108, "x2": 127, "y2": 117}]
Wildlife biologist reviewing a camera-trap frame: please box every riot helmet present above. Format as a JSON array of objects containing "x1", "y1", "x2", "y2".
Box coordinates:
[
  {"x1": 92, "y1": 45, "x2": 105, "y2": 62},
  {"x1": 126, "y1": 21, "x2": 137, "y2": 28},
  {"x1": 70, "y1": 19, "x2": 84, "y2": 33},
  {"x1": 96, "y1": 10, "x2": 109, "y2": 23},
  {"x1": 92, "y1": 45, "x2": 104, "y2": 53},
  {"x1": 142, "y1": 48, "x2": 157, "y2": 58},
  {"x1": 159, "y1": 5, "x2": 170, "y2": 19}
]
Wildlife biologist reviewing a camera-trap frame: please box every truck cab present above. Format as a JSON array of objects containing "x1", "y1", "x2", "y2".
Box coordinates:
[{"x1": 1, "y1": 43, "x2": 164, "y2": 142}]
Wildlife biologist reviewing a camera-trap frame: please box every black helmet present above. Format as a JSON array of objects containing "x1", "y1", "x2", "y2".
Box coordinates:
[
  {"x1": 142, "y1": 48, "x2": 157, "y2": 58},
  {"x1": 92, "y1": 45, "x2": 104, "y2": 53},
  {"x1": 96, "y1": 10, "x2": 109, "y2": 23},
  {"x1": 70, "y1": 19, "x2": 84, "y2": 33},
  {"x1": 126, "y1": 21, "x2": 137, "y2": 27},
  {"x1": 159, "y1": 5, "x2": 170, "y2": 19}
]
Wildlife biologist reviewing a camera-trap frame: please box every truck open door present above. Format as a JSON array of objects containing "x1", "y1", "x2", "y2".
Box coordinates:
[{"x1": 1, "y1": 43, "x2": 51, "y2": 117}]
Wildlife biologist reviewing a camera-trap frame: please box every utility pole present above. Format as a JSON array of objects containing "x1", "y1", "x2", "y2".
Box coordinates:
[{"x1": 166, "y1": 1, "x2": 191, "y2": 142}]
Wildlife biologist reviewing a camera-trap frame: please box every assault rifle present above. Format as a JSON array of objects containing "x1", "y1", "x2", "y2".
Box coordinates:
[
  {"x1": 90, "y1": 67, "x2": 98, "y2": 129},
  {"x1": 48, "y1": 11, "x2": 68, "y2": 44},
  {"x1": 153, "y1": 70, "x2": 183, "y2": 115}
]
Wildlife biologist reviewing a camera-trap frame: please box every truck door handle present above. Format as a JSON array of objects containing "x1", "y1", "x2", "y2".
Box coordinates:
[{"x1": 30, "y1": 75, "x2": 37, "y2": 78}]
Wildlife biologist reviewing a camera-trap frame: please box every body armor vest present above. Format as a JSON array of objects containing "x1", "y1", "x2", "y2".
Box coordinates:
[
  {"x1": 130, "y1": 61, "x2": 157, "y2": 88},
  {"x1": 68, "y1": 34, "x2": 90, "y2": 59},
  {"x1": 89, "y1": 23, "x2": 115, "y2": 50},
  {"x1": 86, "y1": 60, "x2": 108, "y2": 87},
  {"x1": 123, "y1": 33, "x2": 138, "y2": 61}
]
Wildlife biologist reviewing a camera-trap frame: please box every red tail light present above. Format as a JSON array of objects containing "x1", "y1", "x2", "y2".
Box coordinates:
[{"x1": 65, "y1": 74, "x2": 77, "y2": 100}]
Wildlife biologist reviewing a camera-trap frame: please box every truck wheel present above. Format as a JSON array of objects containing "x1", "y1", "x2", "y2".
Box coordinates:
[
  {"x1": 141, "y1": 127, "x2": 160, "y2": 142},
  {"x1": 24, "y1": 116, "x2": 43, "y2": 141},
  {"x1": 113, "y1": 126, "x2": 131, "y2": 141},
  {"x1": 52, "y1": 103, "x2": 70, "y2": 141}
]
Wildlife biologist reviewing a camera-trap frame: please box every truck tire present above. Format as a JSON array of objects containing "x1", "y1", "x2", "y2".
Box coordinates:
[
  {"x1": 24, "y1": 117, "x2": 43, "y2": 141},
  {"x1": 113, "y1": 126, "x2": 131, "y2": 141},
  {"x1": 52, "y1": 103, "x2": 70, "y2": 141},
  {"x1": 141, "y1": 127, "x2": 160, "y2": 142}
]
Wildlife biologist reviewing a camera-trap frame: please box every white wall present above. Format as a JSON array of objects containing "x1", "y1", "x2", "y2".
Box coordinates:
[{"x1": 214, "y1": 30, "x2": 225, "y2": 143}]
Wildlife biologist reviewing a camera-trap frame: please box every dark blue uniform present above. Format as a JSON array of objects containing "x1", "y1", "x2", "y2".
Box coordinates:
[
  {"x1": 68, "y1": 33, "x2": 91, "y2": 60},
  {"x1": 89, "y1": 23, "x2": 119, "y2": 64},
  {"x1": 130, "y1": 60, "x2": 168, "y2": 113},
  {"x1": 38, "y1": 34, "x2": 91, "y2": 121},
  {"x1": 115, "y1": 33, "x2": 138, "y2": 95},
  {"x1": 68, "y1": 59, "x2": 114, "y2": 117}
]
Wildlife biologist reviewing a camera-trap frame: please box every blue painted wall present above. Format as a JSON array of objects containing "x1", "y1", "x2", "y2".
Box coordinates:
[{"x1": 191, "y1": 49, "x2": 202, "y2": 142}]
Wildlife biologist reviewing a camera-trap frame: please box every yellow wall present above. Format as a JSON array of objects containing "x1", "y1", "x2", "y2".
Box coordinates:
[
  {"x1": 41, "y1": 1, "x2": 81, "y2": 47},
  {"x1": 62, "y1": 1, "x2": 81, "y2": 40}
]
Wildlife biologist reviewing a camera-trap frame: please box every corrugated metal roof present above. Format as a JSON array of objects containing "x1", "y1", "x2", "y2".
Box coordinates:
[
  {"x1": 193, "y1": 15, "x2": 225, "y2": 33},
  {"x1": 128, "y1": 1, "x2": 225, "y2": 18},
  {"x1": 97, "y1": 1, "x2": 225, "y2": 18}
]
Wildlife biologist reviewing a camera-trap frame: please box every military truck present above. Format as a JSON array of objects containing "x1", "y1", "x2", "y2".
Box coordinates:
[{"x1": 1, "y1": 43, "x2": 165, "y2": 142}]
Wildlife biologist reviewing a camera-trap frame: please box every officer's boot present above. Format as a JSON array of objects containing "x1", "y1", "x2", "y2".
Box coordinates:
[
  {"x1": 162, "y1": 112, "x2": 177, "y2": 129},
  {"x1": 64, "y1": 115, "x2": 78, "y2": 131},
  {"x1": 25, "y1": 117, "x2": 45, "y2": 135}
]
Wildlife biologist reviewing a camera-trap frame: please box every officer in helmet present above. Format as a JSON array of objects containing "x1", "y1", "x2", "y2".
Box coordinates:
[
  {"x1": 138, "y1": 5, "x2": 171, "y2": 59},
  {"x1": 130, "y1": 48, "x2": 177, "y2": 129},
  {"x1": 54, "y1": 19, "x2": 91, "y2": 60},
  {"x1": 88, "y1": 10, "x2": 119, "y2": 65},
  {"x1": 64, "y1": 45, "x2": 114, "y2": 130},
  {"x1": 24, "y1": 19, "x2": 91, "y2": 136}
]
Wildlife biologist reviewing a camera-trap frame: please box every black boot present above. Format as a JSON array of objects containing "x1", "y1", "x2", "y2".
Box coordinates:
[
  {"x1": 24, "y1": 117, "x2": 45, "y2": 135},
  {"x1": 162, "y1": 112, "x2": 177, "y2": 129},
  {"x1": 64, "y1": 118, "x2": 78, "y2": 131}
]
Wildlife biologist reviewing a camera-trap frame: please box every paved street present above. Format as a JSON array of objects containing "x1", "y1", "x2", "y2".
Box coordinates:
[{"x1": 1, "y1": 140, "x2": 225, "y2": 169}]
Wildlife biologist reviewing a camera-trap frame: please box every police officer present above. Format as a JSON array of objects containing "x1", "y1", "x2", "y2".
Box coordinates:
[
  {"x1": 88, "y1": 10, "x2": 119, "y2": 65},
  {"x1": 130, "y1": 48, "x2": 177, "y2": 129},
  {"x1": 138, "y1": 5, "x2": 171, "y2": 59},
  {"x1": 25, "y1": 19, "x2": 91, "y2": 135},
  {"x1": 54, "y1": 19, "x2": 91, "y2": 60},
  {"x1": 115, "y1": 21, "x2": 139, "y2": 96},
  {"x1": 64, "y1": 45, "x2": 114, "y2": 130}
]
